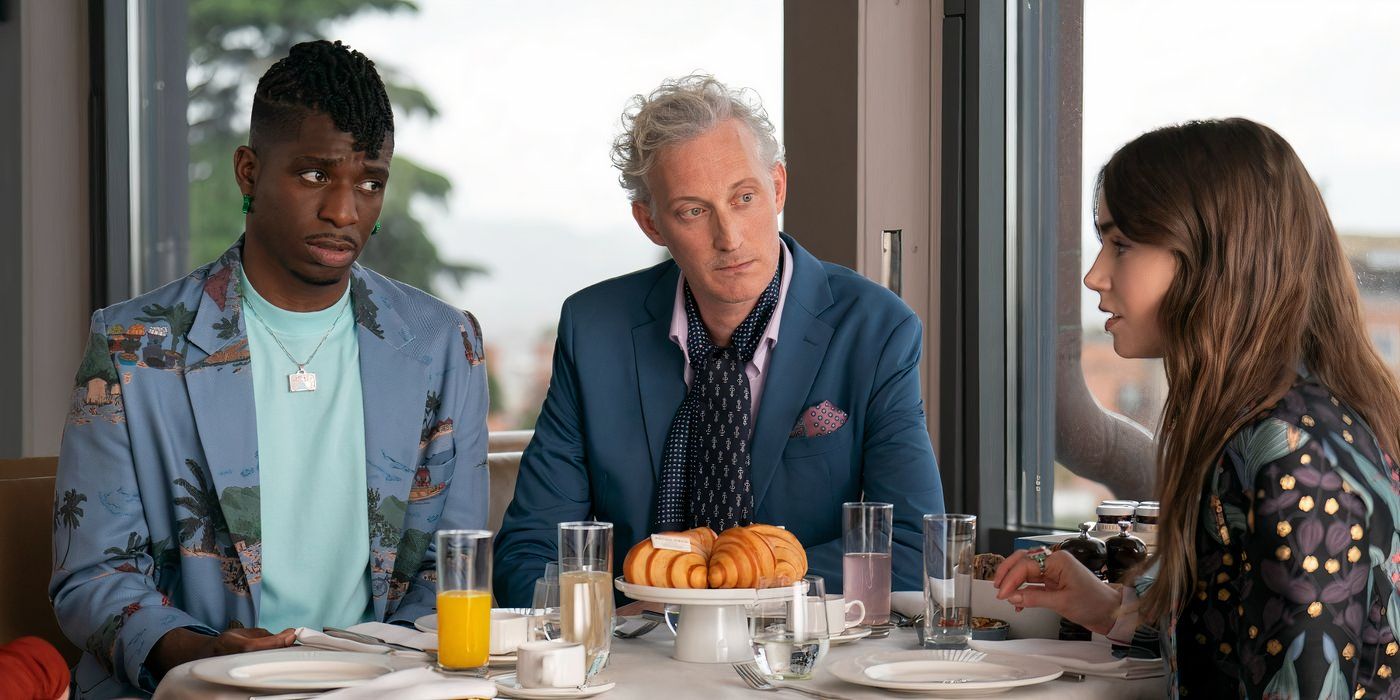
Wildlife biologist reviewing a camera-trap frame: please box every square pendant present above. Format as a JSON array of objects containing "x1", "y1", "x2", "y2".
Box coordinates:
[{"x1": 288, "y1": 369, "x2": 317, "y2": 392}]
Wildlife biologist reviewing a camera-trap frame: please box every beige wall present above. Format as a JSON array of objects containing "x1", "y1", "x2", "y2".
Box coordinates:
[
  {"x1": 20, "y1": 0, "x2": 89, "y2": 456},
  {"x1": 785, "y1": 0, "x2": 942, "y2": 446}
]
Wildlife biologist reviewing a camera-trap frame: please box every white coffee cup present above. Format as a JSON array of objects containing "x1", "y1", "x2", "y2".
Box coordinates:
[
  {"x1": 490, "y1": 609, "x2": 530, "y2": 655},
  {"x1": 516, "y1": 639, "x2": 586, "y2": 689},
  {"x1": 822, "y1": 593, "x2": 865, "y2": 633}
]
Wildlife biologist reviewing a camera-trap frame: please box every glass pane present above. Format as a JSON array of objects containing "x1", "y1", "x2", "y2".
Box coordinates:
[
  {"x1": 175, "y1": 0, "x2": 782, "y2": 430},
  {"x1": 1035, "y1": 0, "x2": 1400, "y2": 529}
]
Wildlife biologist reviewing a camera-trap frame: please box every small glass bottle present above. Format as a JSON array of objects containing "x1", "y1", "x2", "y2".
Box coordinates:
[
  {"x1": 1053, "y1": 523, "x2": 1106, "y2": 641},
  {"x1": 1134, "y1": 502, "x2": 1160, "y2": 550},
  {"x1": 1094, "y1": 502, "x2": 1136, "y2": 538},
  {"x1": 1105, "y1": 520, "x2": 1147, "y2": 584}
]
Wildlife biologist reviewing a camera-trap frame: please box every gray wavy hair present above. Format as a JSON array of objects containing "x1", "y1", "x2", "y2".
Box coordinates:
[{"x1": 611, "y1": 74, "x2": 784, "y2": 204}]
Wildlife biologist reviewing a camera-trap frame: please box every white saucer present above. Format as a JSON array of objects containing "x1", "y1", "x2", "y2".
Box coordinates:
[
  {"x1": 493, "y1": 674, "x2": 616, "y2": 698},
  {"x1": 189, "y1": 649, "x2": 419, "y2": 691},
  {"x1": 828, "y1": 626, "x2": 873, "y2": 645},
  {"x1": 827, "y1": 650, "x2": 1061, "y2": 696}
]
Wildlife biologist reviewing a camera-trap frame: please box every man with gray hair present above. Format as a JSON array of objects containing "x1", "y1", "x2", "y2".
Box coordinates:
[{"x1": 495, "y1": 75, "x2": 943, "y2": 605}]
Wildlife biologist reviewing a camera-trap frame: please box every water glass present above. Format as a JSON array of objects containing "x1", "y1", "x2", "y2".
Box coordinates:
[
  {"x1": 749, "y1": 575, "x2": 830, "y2": 680},
  {"x1": 558, "y1": 521, "x2": 614, "y2": 677},
  {"x1": 531, "y1": 562, "x2": 561, "y2": 641},
  {"x1": 435, "y1": 529, "x2": 493, "y2": 673},
  {"x1": 842, "y1": 502, "x2": 894, "y2": 625},
  {"x1": 922, "y1": 514, "x2": 976, "y2": 649}
]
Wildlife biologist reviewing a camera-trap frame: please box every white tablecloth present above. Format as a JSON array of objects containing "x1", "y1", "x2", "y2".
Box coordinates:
[{"x1": 154, "y1": 628, "x2": 1167, "y2": 699}]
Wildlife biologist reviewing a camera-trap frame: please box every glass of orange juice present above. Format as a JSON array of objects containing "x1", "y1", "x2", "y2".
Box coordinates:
[{"x1": 436, "y1": 529, "x2": 493, "y2": 673}]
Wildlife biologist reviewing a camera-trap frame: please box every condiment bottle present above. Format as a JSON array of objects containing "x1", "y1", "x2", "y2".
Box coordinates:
[
  {"x1": 1105, "y1": 520, "x2": 1147, "y2": 584},
  {"x1": 1094, "y1": 502, "x2": 1136, "y2": 538},
  {"x1": 1055, "y1": 522, "x2": 1107, "y2": 577},
  {"x1": 1053, "y1": 523, "x2": 1106, "y2": 642}
]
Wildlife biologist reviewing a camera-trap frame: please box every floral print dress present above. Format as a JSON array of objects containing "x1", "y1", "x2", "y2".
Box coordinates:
[{"x1": 1176, "y1": 377, "x2": 1400, "y2": 698}]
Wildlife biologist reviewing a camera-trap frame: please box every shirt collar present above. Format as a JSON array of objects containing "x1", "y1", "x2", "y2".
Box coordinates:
[{"x1": 668, "y1": 240, "x2": 793, "y2": 373}]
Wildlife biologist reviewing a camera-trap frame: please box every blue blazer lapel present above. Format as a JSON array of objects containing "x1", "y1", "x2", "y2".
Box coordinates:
[
  {"x1": 183, "y1": 246, "x2": 263, "y2": 612},
  {"x1": 749, "y1": 235, "x2": 834, "y2": 508},
  {"x1": 353, "y1": 271, "x2": 430, "y2": 620},
  {"x1": 632, "y1": 265, "x2": 686, "y2": 481}
]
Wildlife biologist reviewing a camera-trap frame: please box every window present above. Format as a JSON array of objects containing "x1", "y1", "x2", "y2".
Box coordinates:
[
  {"x1": 1015, "y1": 0, "x2": 1400, "y2": 530},
  {"x1": 113, "y1": 0, "x2": 782, "y2": 430}
]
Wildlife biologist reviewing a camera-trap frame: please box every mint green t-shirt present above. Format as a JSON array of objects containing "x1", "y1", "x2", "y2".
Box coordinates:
[{"x1": 240, "y1": 269, "x2": 372, "y2": 632}]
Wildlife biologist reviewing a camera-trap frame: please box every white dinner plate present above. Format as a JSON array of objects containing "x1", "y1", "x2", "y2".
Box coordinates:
[
  {"x1": 493, "y1": 674, "x2": 617, "y2": 698},
  {"x1": 828, "y1": 626, "x2": 873, "y2": 645},
  {"x1": 827, "y1": 650, "x2": 1061, "y2": 696},
  {"x1": 189, "y1": 649, "x2": 419, "y2": 691}
]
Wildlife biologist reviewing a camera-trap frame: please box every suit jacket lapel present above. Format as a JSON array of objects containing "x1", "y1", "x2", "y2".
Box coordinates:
[
  {"x1": 183, "y1": 244, "x2": 264, "y2": 611},
  {"x1": 352, "y1": 270, "x2": 429, "y2": 620},
  {"x1": 749, "y1": 235, "x2": 834, "y2": 508},
  {"x1": 633, "y1": 265, "x2": 686, "y2": 481}
]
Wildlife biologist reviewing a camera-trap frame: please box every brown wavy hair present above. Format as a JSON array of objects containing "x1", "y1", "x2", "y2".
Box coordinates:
[{"x1": 1097, "y1": 118, "x2": 1400, "y2": 621}]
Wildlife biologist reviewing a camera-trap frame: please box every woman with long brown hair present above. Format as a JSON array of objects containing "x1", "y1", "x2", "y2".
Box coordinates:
[{"x1": 994, "y1": 118, "x2": 1400, "y2": 698}]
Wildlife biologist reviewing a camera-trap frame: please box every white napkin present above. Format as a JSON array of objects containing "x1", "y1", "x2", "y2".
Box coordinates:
[
  {"x1": 890, "y1": 590, "x2": 926, "y2": 619},
  {"x1": 318, "y1": 667, "x2": 496, "y2": 699},
  {"x1": 294, "y1": 623, "x2": 437, "y2": 658},
  {"x1": 971, "y1": 638, "x2": 1164, "y2": 679}
]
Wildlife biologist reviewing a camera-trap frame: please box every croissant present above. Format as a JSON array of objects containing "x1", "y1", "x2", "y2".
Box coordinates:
[
  {"x1": 748, "y1": 524, "x2": 808, "y2": 586},
  {"x1": 622, "y1": 526, "x2": 717, "y2": 588}
]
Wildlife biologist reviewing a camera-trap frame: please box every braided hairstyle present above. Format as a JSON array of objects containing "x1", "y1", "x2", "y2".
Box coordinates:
[{"x1": 250, "y1": 40, "x2": 393, "y2": 159}]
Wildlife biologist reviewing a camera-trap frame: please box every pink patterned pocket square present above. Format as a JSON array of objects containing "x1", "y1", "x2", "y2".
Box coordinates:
[{"x1": 790, "y1": 400, "x2": 848, "y2": 438}]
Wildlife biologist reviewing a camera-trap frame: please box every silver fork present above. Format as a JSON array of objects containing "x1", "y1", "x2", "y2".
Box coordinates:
[{"x1": 732, "y1": 661, "x2": 849, "y2": 699}]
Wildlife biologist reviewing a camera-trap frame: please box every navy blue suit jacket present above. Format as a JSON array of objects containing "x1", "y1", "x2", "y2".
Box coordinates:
[{"x1": 494, "y1": 233, "x2": 943, "y2": 605}]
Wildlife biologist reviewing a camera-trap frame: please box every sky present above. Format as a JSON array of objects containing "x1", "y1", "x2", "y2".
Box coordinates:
[{"x1": 317, "y1": 0, "x2": 1399, "y2": 419}]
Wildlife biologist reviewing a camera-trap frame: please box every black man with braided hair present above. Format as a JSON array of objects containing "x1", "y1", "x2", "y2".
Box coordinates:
[{"x1": 51, "y1": 40, "x2": 490, "y2": 697}]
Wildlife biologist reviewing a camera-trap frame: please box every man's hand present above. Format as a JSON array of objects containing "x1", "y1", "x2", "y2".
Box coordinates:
[{"x1": 147, "y1": 626, "x2": 296, "y2": 679}]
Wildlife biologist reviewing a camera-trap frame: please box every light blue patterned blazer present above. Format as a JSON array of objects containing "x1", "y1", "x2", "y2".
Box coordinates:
[{"x1": 50, "y1": 241, "x2": 489, "y2": 697}]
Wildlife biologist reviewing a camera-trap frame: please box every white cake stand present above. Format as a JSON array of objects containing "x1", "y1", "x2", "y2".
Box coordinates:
[{"x1": 615, "y1": 578, "x2": 796, "y2": 664}]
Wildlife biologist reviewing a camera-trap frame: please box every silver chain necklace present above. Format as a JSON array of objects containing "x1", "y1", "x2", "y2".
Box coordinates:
[{"x1": 245, "y1": 301, "x2": 346, "y2": 392}]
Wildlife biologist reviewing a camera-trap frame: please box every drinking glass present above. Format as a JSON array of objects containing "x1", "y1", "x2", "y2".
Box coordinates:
[
  {"x1": 922, "y1": 514, "x2": 976, "y2": 649},
  {"x1": 531, "y1": 562, "x2": 561, "y2": 641},
  {"x1": 749, "y1": 575, "x2": 830, "y2": 680},
  {"x1": 842, "y1": 502, "x2": 894, "y2": 625},
  {"x1": 558, "y1": 521, "x2": 614, "y2": 677},
  {"x1": 435, "y1": 529, "x2": 493, "y2": 673}
]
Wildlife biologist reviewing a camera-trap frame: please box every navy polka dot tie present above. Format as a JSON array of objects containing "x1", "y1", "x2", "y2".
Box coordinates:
[{"x1": 654, "y1": 258, "x2": 784, "y2": 533}]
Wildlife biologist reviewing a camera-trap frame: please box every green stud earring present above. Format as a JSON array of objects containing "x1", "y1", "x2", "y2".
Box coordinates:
[
  {"x1": 241, "y1": 194, "x2": 252, "y2": 215},
  {"x1": 372, "y1": 221, "x2": 381, "y2": 236}
]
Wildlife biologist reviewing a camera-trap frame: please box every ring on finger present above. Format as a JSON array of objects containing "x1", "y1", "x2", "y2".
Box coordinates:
[{"x1": 1027, "y1": 546, "x2": 1050, "y2": 576}]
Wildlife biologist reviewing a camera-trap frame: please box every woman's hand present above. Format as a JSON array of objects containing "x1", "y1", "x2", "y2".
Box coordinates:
[{"x1": 992, "y1": 548, "x2": 1121, "y2": 635}]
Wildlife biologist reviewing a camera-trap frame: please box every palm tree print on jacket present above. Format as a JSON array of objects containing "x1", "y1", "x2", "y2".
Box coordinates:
[
  {"x1": 103, "y1": 532, "x2": 148, "y2": 574},
  {"x1": 173, "y1": 459, "x2": 226, "y2": 555},
  {"x1": 54, "y1": 489, "x2": 87, "y2": 571}
]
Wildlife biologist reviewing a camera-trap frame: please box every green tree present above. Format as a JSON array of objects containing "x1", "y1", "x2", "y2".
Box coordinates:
[
  {"x1": 136, "y1": 302, "x2": 197, "y2": 357},
  {"x1": 186, "y1": 0, "x2": 484, "y2": 292},
  {"x1": 75, "y1": 333, "x2": 119, "y2": 387}
]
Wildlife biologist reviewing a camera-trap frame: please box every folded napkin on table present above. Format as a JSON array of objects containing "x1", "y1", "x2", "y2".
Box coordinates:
[
  {"x1": 890, "y1": 590, "x2": 925, "y2": 619},
  {"x1": 971, "y1": 638, "x2": 1164, "y2": 679},
  {"x1": 294, "y1": 622, "x2": 437, "y2": 658},
  {"x1": 318, "y1": 667, "x2": 495, "y2": 699}
]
